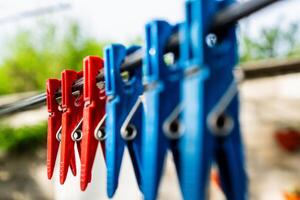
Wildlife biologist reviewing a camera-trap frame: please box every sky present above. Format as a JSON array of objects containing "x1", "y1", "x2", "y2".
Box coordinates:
[{"x1": 0, "y1": 0, "x2": 298, "y2": 49}]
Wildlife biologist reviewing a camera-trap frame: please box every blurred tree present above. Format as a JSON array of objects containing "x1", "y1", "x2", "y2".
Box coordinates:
[
  {"x1": 240, "y1": 21, "x2": 300, "y2": 62},
  {"x1": 0, "y1": 21, "x2": 107, "y2": 94}
]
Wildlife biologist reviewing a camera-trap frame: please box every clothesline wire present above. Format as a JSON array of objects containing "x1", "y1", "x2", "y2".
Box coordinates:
[{"x1": 0, "y1": 0, "x2": 283, "y2": 116}]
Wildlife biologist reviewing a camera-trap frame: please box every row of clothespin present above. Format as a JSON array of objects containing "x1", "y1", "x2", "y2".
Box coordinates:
[{"x1": 46, "y1": 0, "x2": 248, "y2": 200}]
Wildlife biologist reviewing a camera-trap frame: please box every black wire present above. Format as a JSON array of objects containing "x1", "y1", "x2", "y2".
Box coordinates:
[
  {"x1": 211, "y1": 0, "x2": 283, "y2": 31},
  {"x1": 0, "y1": 0, "x2": 282, "y2": 116}
]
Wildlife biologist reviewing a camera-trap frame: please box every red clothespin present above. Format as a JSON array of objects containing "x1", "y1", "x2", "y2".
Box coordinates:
[
  {"x1": 60, "y1": 70, "x2": 84, "y2": 184},
  {"x1": 46, "y1": 79, "x2": 76, "y2": 179},
  {"x1": 80, "y1": 56, "x2": 106, "y2": 191}
]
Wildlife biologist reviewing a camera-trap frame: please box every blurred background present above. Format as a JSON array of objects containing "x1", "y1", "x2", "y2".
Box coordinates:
[{"x1": 0, "y1": 0, "x2": 299, "y2": 199}]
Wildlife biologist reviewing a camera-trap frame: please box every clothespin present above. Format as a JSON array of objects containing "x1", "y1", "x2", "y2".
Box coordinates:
[
  {"x1": 80, "y1": 56, "x2": 106, "y2": 191},
  {"x1": 179, "y1": 0, "x2": 247, "y2": 199},
  {"x1": 104, "y1": 44, "x2": 144, "y2": 198},
  {"x1": 60, "y1": 70, "x2": 84, "y2": 184},
  {"x1": 142, "y1": 21, "x2": 183, "y2": 200},
  {"x1": 46, "y1": 79, "x2": 76, "y2": 179}
]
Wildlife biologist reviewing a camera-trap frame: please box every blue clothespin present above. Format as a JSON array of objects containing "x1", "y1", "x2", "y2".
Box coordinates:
[
  {"x1": 104, "y1": 44, "x2": 144, "y2": 198},
  {"x1": 142, "y1": 20, "x2": 183, "y2": 200},
  {"x1": 180, "y1": 0, "x2": 247, "y2": 200}
]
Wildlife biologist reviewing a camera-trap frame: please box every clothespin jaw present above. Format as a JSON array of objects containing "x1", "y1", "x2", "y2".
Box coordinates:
[
  {"x1": 60, "y1": 70, "x2": 84, "y2": 184},
  {"x1": 104, "y1": 44, "x2": 143, "y2": 198},
  {"x1": 46, "y1": 79, "x2": 62, "y2": 179},
  {"x1": 180, "y1": 0, "x2": 247, "y2": 200},
  {"x1": 80, "y1": 56, "x2": 106, "y2": 191},
  {"x1": 142, "y1": 20, "x2": 183, "y2": 200}
]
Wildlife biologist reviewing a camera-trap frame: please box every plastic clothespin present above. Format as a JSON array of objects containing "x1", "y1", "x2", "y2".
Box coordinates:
[
  {"x1": 142, "y1": 21, "x2": 183, "y2": 200},
  {"x1": 80, "y1": 56, "x2": 106, "y2": 191},
  {"x1": 104, "y1": 44, "x2": 144, "y2": 198},
  {"x1": 46, "y1": 79, "x2": 76, "y2": 179},
  {"x1": 179, "y1": 0, "x2": 247, "y2": 199},
  {"x1": 60, "y1": 70, "x2": 84, "y2": 184}
]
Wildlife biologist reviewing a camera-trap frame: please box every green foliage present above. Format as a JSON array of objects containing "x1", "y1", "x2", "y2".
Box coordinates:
[
  {"x1": 240, "y1": 22, "x2": 300, "y2": 62},
  {"x1": 0, "y1": 21, "x2": 107, "y2": 94},
  {"x1": 0, "y1": 122, "x2": 46, "y2": 153}
]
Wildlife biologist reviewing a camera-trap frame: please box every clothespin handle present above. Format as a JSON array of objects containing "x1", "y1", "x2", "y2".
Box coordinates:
[
  {"x1": 47, "y1": 79, "x2": 61, "y2": 114},
  {"x1": 105, "y1": 45, "x2": 141, "y2": 97},
  {"x1": 83, "y1": 56, "x2": 104, "y2": 101}
]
